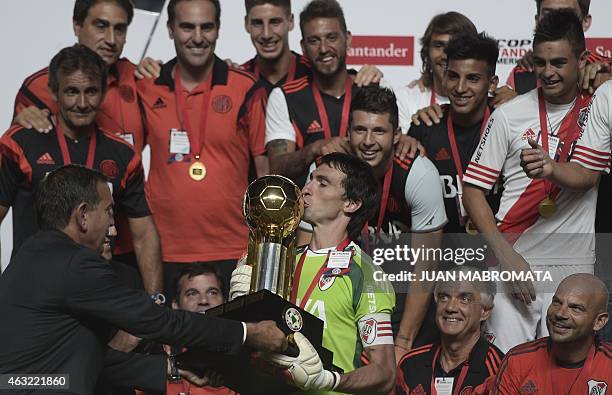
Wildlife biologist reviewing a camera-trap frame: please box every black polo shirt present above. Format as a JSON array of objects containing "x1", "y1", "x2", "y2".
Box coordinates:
[
  {"x1": 396, "y1": 336, "x2": 504, "y2": 395},
  {"x1": 0, "y1": 123, "x2": 149, "y2": 257}
]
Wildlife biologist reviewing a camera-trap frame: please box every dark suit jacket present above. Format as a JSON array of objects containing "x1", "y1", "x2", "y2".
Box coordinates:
[{"x1": 0, "y1": 230, "x2": 244, "y2": 395}]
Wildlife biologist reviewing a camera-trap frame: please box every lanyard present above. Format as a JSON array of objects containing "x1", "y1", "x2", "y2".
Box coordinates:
[
  {"x1": 446, "y1": 107, "x2": 491, "y2": 183},
  {"x1": 548, "y1": 344, "x2": 595, "y2": 395},
  {"x1": 290, "y1": 238, "x2": 351, "y2": 308},
  {"x1": 537, "y1": 88, "x2": 582, "y2": 197},
  {"x1": 430, "y1": 346, "x2": 470, "y2": 395},
  {"x1": 174, "y1": 68, "x2": 213, "y2": 160},
  {"x1": 430, "y1": 88, "x2": 437, "y2": 106},
  {"x1": 56, "y1": 120, "x2": 97, "y2": 168},
  {"x1": 254, "y1": 53, "x2": 296, "y2": 83},
  {"x1": 361, "y1": 162, "x2": 394, "y2": 244},
  {"x1": 311, "y1": 77, "x2": 353, "y2": 139}
]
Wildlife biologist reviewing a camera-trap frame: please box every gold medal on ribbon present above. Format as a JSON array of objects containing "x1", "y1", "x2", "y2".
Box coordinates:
[
  {"x1": 189, "y1": 160, "x2": 206, "y2": 181},
  {"x1": 538, "y1": 196, "x2": 557, "y2": 218},
  {"x1": 465, "y1": 218, "x2": 478, "y2": 235}
]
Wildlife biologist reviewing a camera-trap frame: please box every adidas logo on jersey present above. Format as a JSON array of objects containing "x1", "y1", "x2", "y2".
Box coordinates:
[
  {"x1": 519, "y1": 379, "x2": 537, "y2": 394},
  {"x1": 435, "y1": 147, "x2": 451, "y2": 161},
  {"x1": 36, "y1": 152, "x2": 55, "y2": 165},
  {"x1": 152, "y1": 97, "x2": 166, "y2": 109},
  {"x1": 521, "y1": 128, "x2": 536, "y2": 141},
  {"x1": 307, "y1": 120, "x2": 324, "y2": 134}
]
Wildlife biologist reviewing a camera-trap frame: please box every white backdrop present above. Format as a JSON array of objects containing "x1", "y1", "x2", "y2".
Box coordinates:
[{"x1": 1, "y1": 0, "x2": 611, "y2": 269}]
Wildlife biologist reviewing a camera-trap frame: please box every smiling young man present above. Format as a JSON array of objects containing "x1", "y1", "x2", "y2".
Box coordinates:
[
  {"x1": 0, "y1": 45, "x2": 161, "y2": 294},
  {"x1": 408, "y1": 32, "x2": 500, "y2": 234},
  {"x1": 395, "y1": 12, "x2": 477, "y2": 131},
  {"x1": 495, "y1": 273, "x2": 610, "y2": 394},
  {"x1": 462, "y1": 10, "x2": 597, "y2": 353},
  {"x1": 396, "y1": 266, "x2": 504, "y2": 395}
]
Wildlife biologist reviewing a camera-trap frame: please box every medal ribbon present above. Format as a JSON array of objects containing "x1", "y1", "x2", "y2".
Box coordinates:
[
  {"x1": 430, "y1": 88, "x2": 437, "y2": 107},
  {"x1": 174, "y1": 68, "x2": 213, "y2": 161},
  {"x1": 548, "y1": 343, "x2": 595, "y2": 395},
  {"x1": 430, "y1": 345, "x2": 470, "y2": 395},
  {"x1": 311, "y1": 76, "x2": 353, "y2": 139},
  {"x1": 290, "y1": 238, "x2": 351, "y2": 308},
  {"x1": 446, "y1": 107, "x2": 491, "y2": 183},
  {"x1": 56, "y1": 119, "x2": 97, "y2": 168},
  {"x1": 537, "y1": 88, "x2": 582, "y2": 199},
  {"x1": 361, "y1": 163, "x2": 394, "y2": 247},
  {"x1": 254, "y1": 52, "x2": 296, "y2": 83}
]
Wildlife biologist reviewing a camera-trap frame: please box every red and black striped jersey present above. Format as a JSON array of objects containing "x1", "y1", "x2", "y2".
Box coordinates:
[
  {"x1": 0, "y1": 122, "x2": 148, "y2": 258},
  {"x1": 396, "y1": 337, "x2": 505, "y2": 395},
  {"x1": 241, "y1": 50, "x2": 311, "y2": 95}
]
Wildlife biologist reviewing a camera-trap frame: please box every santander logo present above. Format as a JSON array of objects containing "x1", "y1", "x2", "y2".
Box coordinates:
[
  {"x1": 586, "y1": 38, "x2": 612, "y2": 59},
  {"x1": 347, "y1": 36, "x2": 414, "y2": 66}
]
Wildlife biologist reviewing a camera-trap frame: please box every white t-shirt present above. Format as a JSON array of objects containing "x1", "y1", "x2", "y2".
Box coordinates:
[
  {"x1": 571, "y1": 80, "x2": 612, "y2": 173},
  {"x1": 396, "y1": 84, "x2": 449, "y2": 133},
  {"x1": 463, "y1": 89, "x2": 597, "y2": 266},
  {"x1": 300, "y1": 155, "x2": 447, "y2": 233}
]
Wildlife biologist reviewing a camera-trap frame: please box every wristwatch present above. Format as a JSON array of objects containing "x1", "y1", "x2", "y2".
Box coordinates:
[{"x1": 150, "y1": 292, "x2": 166, "y2": 305}]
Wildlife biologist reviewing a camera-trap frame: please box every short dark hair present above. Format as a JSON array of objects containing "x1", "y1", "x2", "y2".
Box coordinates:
[
  {"x1": 445, "y1": 32, "x2": 499, "y2": 76},
  {"x1": 420, "y1": 12, "x2": 477, "y2": 88},
  {"x1": 35, "y1": 165, "x2": 108, "y2": 230},
  {"x1": 299, "y1": 0, "x2": 347, "y2": 37},
  {"x1": 73, "y1": 0, "x2": 134, "y2": 26},
  {"x1": 245, "y1": 0, "x2": 291, "y2": 15},
  {"x1": 535, "y1": 0, "x2": 590, "y2": 19},
  {"x1": 349, "y1": 85, "x2": 399, "y2": 132},
  {"x1": 168, "y1": 0, "x2": 221, "y2": 26},
  {"x1": 534, "y1": 8, "x2": 585, "y2": 57},
  {"x1": 48, "y1": 44, "x2": 108, "y2": 94},
  {"x1": 173, "y1": 263, "x2": 225, "y2": 302},
  {"x1": 317, "y1": 153, "x2": 379, "y2": 240}
]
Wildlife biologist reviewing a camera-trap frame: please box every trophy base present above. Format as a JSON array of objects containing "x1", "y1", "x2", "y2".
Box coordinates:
[{"x1": 174, "y1": 290, "x2": 340, "y2": 395}]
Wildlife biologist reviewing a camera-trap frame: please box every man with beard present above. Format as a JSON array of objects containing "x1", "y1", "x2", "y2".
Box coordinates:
[
  {"x1": 495, "y1": 273, "x2": 610, "y2": 394},
  {"x1": 462, "y1": 10, "x2": 597, "y2": 353}
]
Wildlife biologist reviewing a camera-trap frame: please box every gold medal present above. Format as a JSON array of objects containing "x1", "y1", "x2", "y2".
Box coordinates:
[
  {"x1": 465, "y1": 218, "x2": 478, "y2": 235},
  {"x1": 538, "y1": 196, "x2": 557, "y2": 218},
  {"x1": 189, "y1": 160, "x2": 206, "y2": 181}
]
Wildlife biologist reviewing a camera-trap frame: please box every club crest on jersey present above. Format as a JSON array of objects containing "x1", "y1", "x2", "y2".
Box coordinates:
[
  {"x1": 521, "y1": 128, "x2": 536, "y2": 141},
  {"x1": 459, "y1": 387, "x2": 474, "y2": 395},
  {"x1": 484, "y1": 331, "x2": 496, "y2": 343},
  {"x1": 588, "y1": 380, "x2": 608, "y2": 395},
  {"x1": 359, "y1": 318, "x2": 377, "y2": 344},
  {"x1": 212, "y1": 95, "x2": 232, "y2": 113},
  {"x1": 119, "y1": 85, "x2": 135, "y2": 102},
  {"x1": 284, "y1": 307, "x2": 303, "y2": 332},
  {"x1": 578, "y1": 105, "x2": 591, "y2": 130},
  {"x1": 100, "y1": 160, "x2": 119, "y2": 179},
  {"x1": 318, "y1": 274, "x2": 336, "y2": 291}
]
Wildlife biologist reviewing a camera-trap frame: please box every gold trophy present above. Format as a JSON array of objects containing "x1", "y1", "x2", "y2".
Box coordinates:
[
  {"x1": 243, "y1": 175, "x2": 303, "y2": 300},
  {"x1": 175, "y1": 176, "x2": 336, "y2": 394}
]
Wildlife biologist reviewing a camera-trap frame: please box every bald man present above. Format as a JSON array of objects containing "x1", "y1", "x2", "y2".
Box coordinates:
[{"x1": 495, "y1": 274, "x2": 610, "y2": 394}]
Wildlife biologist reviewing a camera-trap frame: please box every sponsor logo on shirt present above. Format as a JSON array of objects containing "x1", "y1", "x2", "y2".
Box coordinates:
[
  {"x1": 36, "y1": 152, "x2": 55, "y2": 165},
  {"x1": 409, "y1": 384, "x2": 426, "y2": 395},
  {"x1": 347, "y1": 36, "x2": 414, "y2": 66},
  {"x1": 152, "y1": 97, "x2": 166, "y2": 109},
  {"x1": 586, "y1": 38, "x2": 612, "y2": 59},
  {"x1": 435, "y1": 147, "x2": 451, "y2": 161},
  {"x1": 307, "y1": 120, "x2": 324, "y2": 134},
  {"x1": 519, "y1": 379, "x2": 537, "y2": 394},
  {"x1": 521, "y1": 128, "x2": 537, "y2": 141},
  {"x1": 118, "y1": 85, "x2": 135, "y2": 102}
]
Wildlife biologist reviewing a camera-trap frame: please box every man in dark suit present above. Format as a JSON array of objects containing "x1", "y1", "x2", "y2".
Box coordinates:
[{"x1": 0, "y1": 165, "x2": 286, "y2": 394}]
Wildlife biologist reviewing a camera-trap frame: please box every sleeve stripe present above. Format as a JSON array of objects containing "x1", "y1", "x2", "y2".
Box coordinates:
[
  {"x1": 571, "y1": 156, "x2": 610, "y2": 171},
  {"x1": 464, "y1": 173, "x2": 496, "y2": 187},
  {"x1": 467, "y1": 161, "x2": 500, "y2": 176},
  {"x1": 465, "y1": 166, "x2": 499, "y2": 181},
  {"x1": 572, "y1": 148, "x2": 611, "y2": 164},
  {"x1": 574, "y1": 144, "x2": 611, "y2": 157}
]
